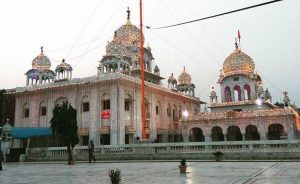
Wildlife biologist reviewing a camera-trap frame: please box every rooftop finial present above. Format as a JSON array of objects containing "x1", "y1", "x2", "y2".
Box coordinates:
[
  {"x1": 41, "y1": 46, "x2": 44, "y2": 54},
  {"x1": 183, "y1": 66, "x2": 185, "y2": 71},
  {"x1": 235, "y1": 38, "x2": 238, "y2": 49},
  {"x1": 127, "y1": 7, "x2": 130, "y2": 20},
  {"x1": 62, "y1": 58, "x2": 65, "y2": 63}
]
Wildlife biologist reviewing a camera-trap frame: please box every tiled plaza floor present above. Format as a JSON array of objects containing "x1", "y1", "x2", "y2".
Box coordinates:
[{"x1": 0, "y1": 161, "x2": 300, "y2": 184}]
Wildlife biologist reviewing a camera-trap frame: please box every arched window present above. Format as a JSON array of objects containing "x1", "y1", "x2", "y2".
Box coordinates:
[
  {"x1": 102, "y1": 93, "x2": 110, "y2": 110},
  {"x1": 167, "y1": 103, "x2": 171, "y2": 117},
  {"x1": 39, "y1": 101, "x2": 47, "y2": 116},
  {"x1": 23, "y1": 103, "x2": 30, "y2": 118},
  {"x1": 81, "y1": 96, "x2": 89, "y2": 112},
  {"x1": 124, "y1": 94, "x2": 132, "y2": 111},
  {"x1": 224, "y1": 86, "x2": 232, "y2": 102},
  {"x1": 244, "y1": 84, "x2": 251, "y2": 100},
  {"x1": 172, "y1": 104, "x2": 177, "y2": 122},
  {"x1": 233, "y1": 85, "x2": 242, "y2": 101}
]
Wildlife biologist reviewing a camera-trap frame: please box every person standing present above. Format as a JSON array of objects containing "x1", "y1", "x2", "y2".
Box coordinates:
[
  {"x1": 88, "y1": 140, "x2": 96, "y2": 163},
  {"x1": 0, "y1": 150, "x2": 4, "y2": 170}
]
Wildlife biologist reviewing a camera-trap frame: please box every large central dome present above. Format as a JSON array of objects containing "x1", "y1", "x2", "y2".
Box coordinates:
[
  {"x1": 106, "y1": 8, "x2": 144, "y2": 56},
  {"x1": 223, "y1": 48, "x2": 255, "y2": 76},
  {"x1": 113, "y1": 22, "x2": 143, "y2": 47}
]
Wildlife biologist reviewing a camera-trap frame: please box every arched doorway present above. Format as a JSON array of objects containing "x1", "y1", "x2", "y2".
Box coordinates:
[
  {"x1": 245, "y1": 125, "x2": 260, "y2": 140},
  {"x1": 268, "y1": 123, "x2": 285, "y2": 140},
  {"x1": 227, "y1": 125, "x2": 242, "y2": 141},
  {"x1": 189, "y1": 127, "x2": 204, "y2": 142},
  {"x1": 211, "y1": 126, "x2": 224, "y2": 141}
]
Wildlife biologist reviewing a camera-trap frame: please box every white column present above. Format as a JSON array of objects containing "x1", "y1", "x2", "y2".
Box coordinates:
[
  {"x1": 118, "y1": 84, "x2": 125, "y2": 144},
  {"x1": 26, "y1": 76, "x2": 29, "y2": 86},
  {"x1": 288, "y1": 122, "x2": 295, "y2": 140},
  {"x1": 89, "y1": 88, "x2": 100, "y2": 145},
  {"x1": 110, "y1": 84, "x2": 118, "y2": 145},
  {"x1": 134, "y1": 88, "x2": 142, "y2": 140}
]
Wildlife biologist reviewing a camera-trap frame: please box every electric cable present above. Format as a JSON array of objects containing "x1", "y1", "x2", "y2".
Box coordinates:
[{"x1": 146, "y1": 0, "x2": 283, "y2": 30}]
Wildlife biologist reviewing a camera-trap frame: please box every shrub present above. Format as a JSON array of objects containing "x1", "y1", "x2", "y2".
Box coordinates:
[{"x1": 108, "y1": 169, "x2": 121, "y2": 184}]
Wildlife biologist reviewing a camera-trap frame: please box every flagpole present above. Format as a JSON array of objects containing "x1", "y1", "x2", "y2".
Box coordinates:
[{"x1": 139, "y1": 0, "x2": 147, "y2": 140}]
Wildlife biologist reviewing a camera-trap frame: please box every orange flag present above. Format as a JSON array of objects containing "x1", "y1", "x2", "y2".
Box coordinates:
[{"x1": 238, "y1": 30, "x2": 241, "y2": 42}]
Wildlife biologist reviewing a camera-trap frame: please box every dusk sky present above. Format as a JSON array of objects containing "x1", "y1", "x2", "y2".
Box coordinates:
[{"x1": 1, "y1": 0, "x2": 299, "y2": 106}]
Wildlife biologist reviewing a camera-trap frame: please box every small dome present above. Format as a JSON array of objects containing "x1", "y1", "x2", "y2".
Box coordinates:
[
  {"x1": 168, "y1": 73, "x2": 177, "y2": 83},
  {"x1": 210, "y1": 87, "x2": 217, "y2": 97},
  {"x1": 32, "y1": 47, "x2": 51, "y2": 70},
  {"x1": 178, "y1": 67, "x2": 192, "y2": 85},
  {"x1": 55, "y1": 59, "x2": 72, "y2": 71},
  {"x1": 223, "y1": 48, "x2": 255, "y2": 76}
]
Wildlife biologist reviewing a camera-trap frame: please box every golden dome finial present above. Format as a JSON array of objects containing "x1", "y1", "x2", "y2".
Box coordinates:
[
  {"x1": 126, "y1": 7, "x2": 131, "y2": 25},
  {"x1": 126, "y1": 7, "x2": 130, "y2": 21},
  {"x1": 40, "y1": 46, "x2": 44, "y2": 54}
]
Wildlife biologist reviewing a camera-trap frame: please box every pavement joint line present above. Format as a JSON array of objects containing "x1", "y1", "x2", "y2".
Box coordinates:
[{"x1": 241, "y1": 162, "x2": 280, "y2": 184}]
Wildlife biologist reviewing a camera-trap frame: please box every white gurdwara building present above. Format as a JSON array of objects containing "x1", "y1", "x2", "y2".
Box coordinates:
[{"x1": 11, "y1": 10, "x2": 201, "y2": 145}]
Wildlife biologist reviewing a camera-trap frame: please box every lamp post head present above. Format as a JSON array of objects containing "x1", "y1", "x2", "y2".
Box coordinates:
[
  {"x1": 183, "y1": 110, "x2": 189, "y2": 117},
  {"x1": 256, "y1": 98, "x2": 262, "y2": 108}
]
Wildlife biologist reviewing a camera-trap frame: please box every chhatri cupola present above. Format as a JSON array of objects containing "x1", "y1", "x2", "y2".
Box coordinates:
[
  {"x1": 176, "y1": 67, "x2": 195, "y2": 97},
  {"x1": 25, "y1": 47, "x2": 56, "y2": 86},
  {"x1": 217, "y1": 37, "x2": 271, "y2": 104},
  {"x1": 55, "y1": 58, "x2": 73, "y2": 80}
]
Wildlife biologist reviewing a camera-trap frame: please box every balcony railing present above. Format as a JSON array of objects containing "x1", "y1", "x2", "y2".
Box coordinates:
[{"x1": 27, "y1": 140, "x2": 300, "y2": 158}]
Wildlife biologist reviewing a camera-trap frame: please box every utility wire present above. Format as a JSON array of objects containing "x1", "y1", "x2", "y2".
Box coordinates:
[
  {"x1": 66, "y1": 0, "x2": 104, "y2": 58},
  {"x1": 158, "y1": 0, "x2": 221, "y2": 66},
  {"x1": 47, "y1": 31, "x2": 111, "y2": 53},
  {"x1": 72, "y1": 0, "x2": 126, "y2": 68},
  {"x1": 146, "y1": 0, "x2": 283, "y2": 29},
  {"x1": 183, "y1": 0, "x2": 225, "y2": 58}
]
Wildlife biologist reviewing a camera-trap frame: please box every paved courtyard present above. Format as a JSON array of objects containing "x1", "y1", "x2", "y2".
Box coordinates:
[{"x1": 0, "y1": 161, "x2": 300, "y2": 184}]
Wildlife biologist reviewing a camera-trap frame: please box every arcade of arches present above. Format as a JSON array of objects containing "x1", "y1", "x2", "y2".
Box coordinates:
[{"x1": 188, "y1": 123, "x2": 288, "y2": 142}]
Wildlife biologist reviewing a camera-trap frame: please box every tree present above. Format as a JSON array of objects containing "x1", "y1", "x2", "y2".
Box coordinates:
[{"x1": 50, "y1": 102, "x2": 79, "y2": 164}]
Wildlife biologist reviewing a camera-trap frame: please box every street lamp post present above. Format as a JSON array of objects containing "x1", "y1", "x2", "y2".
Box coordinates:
[{"x1": 0, "y1": 126, "x2": 2, "y2": 152}]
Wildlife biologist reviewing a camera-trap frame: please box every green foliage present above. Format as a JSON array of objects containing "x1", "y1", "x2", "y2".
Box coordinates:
[
  {"x1": 50, "y1": 102, "x2": 79, "y2": 148},
  {"x1": 108, "y1": 169, "x2": 121, "y2": 184},
  {"x1": 213, "y1": 151, "x2": 224, "y2": 157},
  {"x1": 180, "y1": 158, "x2": 186, "y2": 166}
]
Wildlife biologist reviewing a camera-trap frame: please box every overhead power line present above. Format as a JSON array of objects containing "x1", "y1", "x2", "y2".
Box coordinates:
[{"x1": 146, "y1": 0, "x2": 283, "y2": 30}]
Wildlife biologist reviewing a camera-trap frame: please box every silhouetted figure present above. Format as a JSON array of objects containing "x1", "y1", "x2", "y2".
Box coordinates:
[
  {"x1": 88, "y1": 140, "x2": 96, "y2": 163},
  {"x1": 0, "y1": 150, "x2": 4, "y2": 170}
]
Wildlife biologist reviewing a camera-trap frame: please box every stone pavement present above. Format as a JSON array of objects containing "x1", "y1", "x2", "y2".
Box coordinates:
[{"x1": 0, "y1": 161, "x2": 299, "y2": 184}]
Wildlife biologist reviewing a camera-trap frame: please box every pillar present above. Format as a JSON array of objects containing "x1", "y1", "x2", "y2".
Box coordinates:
[
  {"x1": 89, "y1": 88, "x2": 100, "y2": 145},
  {"x1": 258, "y1": 120, "x2": 267, "y2": 140},
  {"x1": 288, "y1": 123, "x2": 295, "y2": 140},
  {"x1": 39, "y1": 74, "x2": 42, "y2": 84},
  {"x1": 26, "y1": 76, "x2": 29, "y2": 86}
]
